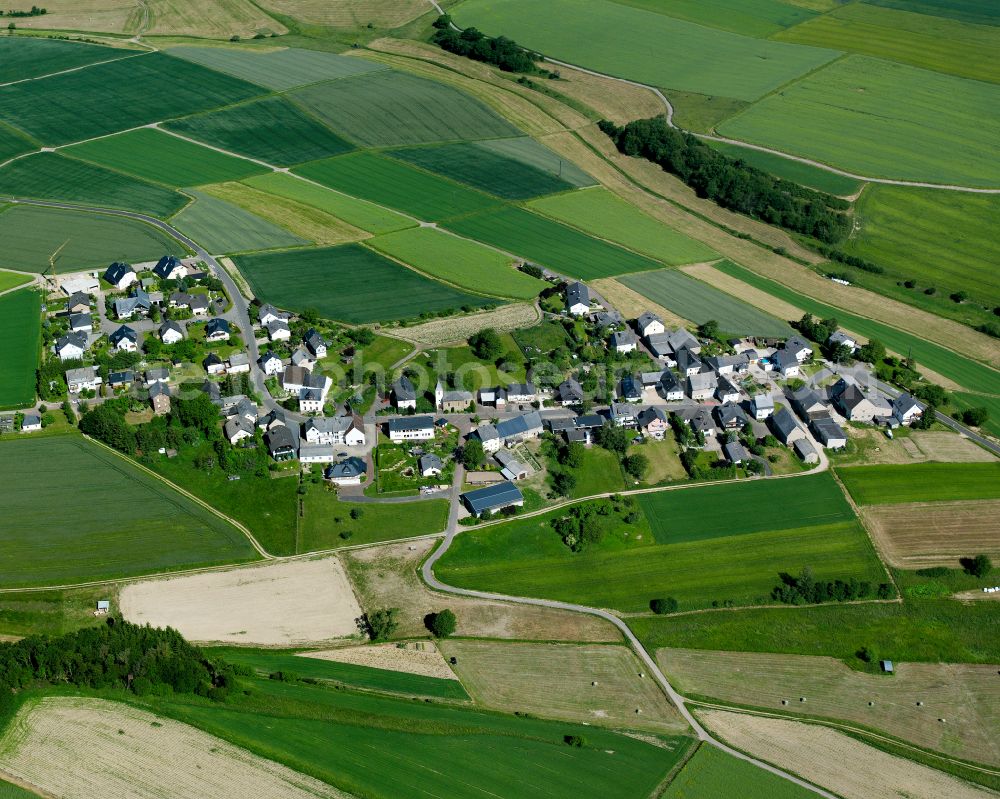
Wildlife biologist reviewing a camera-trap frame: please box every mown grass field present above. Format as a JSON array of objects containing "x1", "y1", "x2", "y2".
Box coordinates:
[
  {"x1": 368, "y1": 227, "x2": 546, "y2": 299},
  {"x1": 299, "y1": 491, "x2": 449, "y2": 551},
  {"x1": 0, "y1": 271, "x2": 30, "y2": 293},
  {"x1": 614, "y1": 0, "x2": 818, "y2": 37},
  {"x1": 243, "y1": 172, "x2": 414, "y2": 235},
  {"x1": 444, "y1": 206, "x2": 664, "y2": 280},
  {"x1": 0, "y1": 36, "x2": 132, "y2": 83},
  {"x1": 0, "y1": 153, "x2": 188, "y2": 218},
  {"x1": 950, "y1": 392, "x2": 1000, "y2": 439},
  {"x1": 295, "y1": 152, "x2": 500, "y2": 221},
  {"x1": 453, "y1": 0, "x2": 838, "y2": 101},
  {"x1": 166, "y1": 45, "x2": 386, "y2": 91},
  {"x1": 0, "y1": 289, "x2": 39, "y2": 409},
  {"x1": 621, "y1": 265, "x2": 792, "y2": 337},
  {"x1": 0, "y1": 205, "x2": 180, "y2": 273},
  {"x1": 774, "y1": 2, "x2": 1000, "y2": 84},
  {"x1": 291, "y1": 68, "x2": 521, "y2": 146},
  {"x1": 158, "y1": 675, "x2": 687, "y2": 799},
  {"x1": 389, "y1": 142, "x2": 579, "y2": 200},
  {"x1": 164, "y1": 97, "x2": 354, "y2": 167},
  {"x1": 0, "y1": 436, "x2": 258, "y2": 586},
  {"x1": 528, "y1": 188, "x2": 719, "y2": 265},
  {"x1": 661, "y1": 744, "x2": 815, "y2": 799},
  {"x1": 233, "y1": 244, "x2": 497, "y2": 323},
  {"x1": 65, "y1": 128, "x2": 267, "y2": 188},
  {"x1": 837, "y1": 462, "x2": 1000, "y2": 505},
  {"x1": 638, "y1": 472, "x2": 854, "y2": 544},
  {"x1": 0, "y1": 52, "x2": 263, "y2": 146},
  {"x1": 172, "y1": 189, "x2": 308, "y2": 254},
  {"x1": 705, "y1": 140, "x2": 862, "y2": 195},
  {"x1": 0, "y1": 122, "x2": 34, "y2": 162},
  {"x1": 715, "y1": 261, "x2": 1000, "y2": 395},
  {"x1": 719, "y1": 55, "x2": 1000, "y2": 187}
]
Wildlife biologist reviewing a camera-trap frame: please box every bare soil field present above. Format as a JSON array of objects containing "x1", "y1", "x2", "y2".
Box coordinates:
[
  {"x1": 0, "y1": 697, "x2": 348, "y2": 799},
  {"x1": 258, "y1": 0, "x2": 427, "y2": 29},
  {"x1": 862, "y1": 500, "x2": 1000, "y2": 568},
  {"x1": 299, "y1": 641, "x2": 457, "y2": 681},
  {"x1": 591, "y1": 277, "x2": 690, "y2": 328},
  {"x1": 661, "y1": 649, "x2": 1000, "y2": 766},
  {"x1": 342, "y1": 539, "x2": 620, "y2": 642},
  {"x1": 543, "y1": 63, "x2": 664, "y2": 124},
  {"x1": 697, "y1": 709, "x2": 996, "y2": 799},
  {"x1": 440, "y1": 640, "x2": 687, "y2": 733},
  {"x1": 390, "y1": 302, "x2": 540, "y2": 346},
  {"x1": 119, "y1": 558, "x2": 363, "y2": 646}
]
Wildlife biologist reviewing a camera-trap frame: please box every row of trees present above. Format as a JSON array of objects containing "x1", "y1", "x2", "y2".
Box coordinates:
[
  {"x1": 432, "y1": 16, "x2": 545, "y2": 75},
  {"x1": 598, "y1": 117, "x2": 851, "y2": 244},
  {"x1": 771, "y1": 567, "x2": 893, "y2": 606}
]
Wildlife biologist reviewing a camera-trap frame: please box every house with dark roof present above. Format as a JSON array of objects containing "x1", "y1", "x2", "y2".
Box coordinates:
[
  {"x1": 687, "y1": 371, "x2": 716, "y2": 401},
  {"x1": 774, "y1": 349, "x2": 801, "y2": 378},
  {"x1": 419, "y1": 453, "x2": 444, "y2": 477},
  {"x1": 113, "y1": 288, "x2": 152, "y2": 320},
  {"x1": 56, "y1": 332, "x2": 88, "y2": 361},
  {"x1": 462, "y1": 482, "x2": 524, "y2": 517},
  {"x1": 675, "y1": 407, "x2": 715, "y2": 439},
  {"x1": 565, "y1": 281, "x2": 591, "y2": 316},
  {"x1": 716, "y1": 375, "x2": 741, "y2": 404},
  {"x1": 259, "y1": 351, "x2": 283, "y2": 376},
  {"x1": 392, "y1": 376, "x2": 417, "y2": 410},
  {"x1": 790, "y1": 386, "x2": 829, "y2": 421},
  {"x1": 495, "y1": 411, "x2": 543, "y2": 444},
  {"x1": 794, "y1": 438, "x2": 819, "y2": 464},
  {"x1": 657, "y1": 370, "x2": 684, "y2": 401},
  {"x1": 506, "y1": 382, "x2": 536, "y2": 404},
  {"x1": 326, "y1": 456, "x2": 367, "y2": 485},
  {"x1": 159, "y1": 320, "x2": 184, "y2": 344},
  {"x1": 258, "y1": 303, "x2": 290, "y2": 326},
  {"x1": 769, "y1": 407, "x2": 805, "y2": 445},
  {"x1": 620, "y1": 374, "x2": 642, "y2": 403},
  {"x1": 783, "y1": 335, "x2": 814, "y2": 363},
  {"x1": 20, "y1": 413, "x2": 41, "y2": 432},
  {"x1": 676, "y1": 348, "x2": 703, "y2": 377},
  {"x1": 892, "y1": 393, "x2": 926, "y2": 426},
  {"x1": 609, "y1": 402, "x2": 637, "y2": 428},
  {"x1": 636, "y1": 311, "x2": 664, "y2": 338},
  {"x1": 153, "y1": 255, "x2": 186, "y2": 281},
  {"x1": 388, "y1": 415, "x2": 434, "y2": 442},
  {"x1": 835, "y1": 384, "x2": 882, "y2": 423},
  {"x1": 611, "y1": 330, "x2": 637, "y2": 354},
  {"x1": 189, "y1": 294, "x2": 211, "y2": 316},
  {"x1": 723, "y1": 440, "x2": 750, "y2": 465},
  {"x1": 109, "y1": 325, "x2": 138, "y2": 352},
  {"x1": 751, "y1": 393, "x2": 775, "y2": 420},
  {"x1": 204, "y1": 318, "x2": 231, "y2": 342},
  {"x1": 828, "y1": 330, "x2": 857, "y2": 351},
  {"x1": 267, "y1": 319, "x2": 291, "y2": 341},
  {"x1": 304, "y1": 328, "x2": 328, "y2": 358},
  {"x1": 69, "y1": 313, "x2": 93, "y2": 333},
  {"x1": 715, "y1": 402, "x2": 748, "y2": 430},
  {"x1": 66, "y1": 292, "x2": 91, "y2": 314},
  {"x1": 637, "y1": 406, "x2": 668, "y2": 439},
  {"x1": 556, "y1": 378, "x2": 584, "y2": 407},
  {"x1": 149, "y1": 381, "x2": 171, "y2": 416},
  {"x1": 224, "y1": 415, "x2": 255, "y2": 444},
  {"x1": 107, "y1": 370, "x2": 134, "y2": 389},
  {"x1": 104, "y1": 261, "x2": 136, "y2": 290},
  {"x1": 65, "y1": 366, "x2": 102, "y2": 393},
  {"x1": 203, "y1": 352, "x2": 225, "y2": 375},
  {"x1": 811, "y1": 417, "x2": 847, "y2": 449},
  {"x1": 265, "y1": 425, "x2": 298, "y2": 461}
]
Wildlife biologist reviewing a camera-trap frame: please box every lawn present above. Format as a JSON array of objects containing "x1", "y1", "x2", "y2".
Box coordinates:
[
  {"x1": 719, "y1": 55, "x2": 1000, "y2": 187},
  {"x1": 661, "y1": 744, "x2": 815, "y2": 799},
  {"x1": 715, "y1": 261, "x2": 1000, "y2": 395},
  {"x1": 0, "y1": 52, "x2": 263, "y2": 146},
  {"x1": 0, "y1": 36, "x2": 132, "y2": 83},
  {"x1": 566, "y1": 446, "x2": 627, "y2": 498},
  {"x1": 444, "y1": 206, "x2": 664, "y2": 280},
  {"x1": 368, "y1": 227, "x2": 546, "y2": 299},
  {"x1": 836, "y1": 462, "x2": 1000, "y2": 505},
  {"x1": 0, "y1": 205, "x2": 183, "y2": 273},
  {"x1": 0, "y1": 289, "x2": 40, "y2": 409},
  {"x1": 166, "y1": 45, "x2": 387, "y2": 91},
  {"x1": 388, "y1": 142, "x2": 579, "y2": 200},
  {"x1": 171, "y1": 189, "x2": 309, "y2": 254},
  {"x1": 0, "y1": 436, "x2": 258, "y2": 586},
  {"x1": 294, "y1": 152, "x2": 500, "y2": 221},
  {"x1": 357, "y1": 334, "x2": 414, "y2": 371},
  {"x1": 620, "y1": 266, "x2": 792, "y2": 337},
  {"x1": 528, "y1": 188, "x2": 719, "y2": 265},
  {"x1": 0, "y1": 153, "x2": 188, "y2": 218},
  {"x1": 452, "y1": 0, "x2": 838, "y2": 101},
  {"x1": 614, "y1": 0, "x2": 818, "y2": 37},
  {"x1": 243, "y1": 172, "x2": 414, "y2": 234},
  {"x1": 232, "y1": 245, "x2": 498, "y2": 323},
  {"x1": 632, "y1": 438, "x2": 686, "y2": 485},
  {"x1": 705, "y1": 140, "x2": 862, "y2": 195},
  {"x1": 299, "y1": 490, "x2": 449, "y2": 551},
  {"x1": 163, "y1": 96, "x2": 354, "y2": 167},
  {"x1": 637, "y1": 472, "x2": 854, "y2": 544},
  {"x1": 773, "y1": 2, "x2": 1000, "y2": 84},
  {"x1": 290, "y1": 68, "x2": 521, "y2": 146},
  {"x1": 0, "y1": 121, "x2": 34, "y2": 162}
]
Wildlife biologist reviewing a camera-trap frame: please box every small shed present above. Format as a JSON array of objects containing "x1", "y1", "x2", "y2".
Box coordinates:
[
  {"x1": 96, "y1": 600, "x2": 111, "y2": 616},
  {"x1": 880, "y1": 659, "x2": 894, "y2": 673}
]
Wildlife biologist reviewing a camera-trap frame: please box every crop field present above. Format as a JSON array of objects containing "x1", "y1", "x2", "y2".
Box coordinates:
[
  {"x1": 661, "y1": 744, "x2": 815, "y2": 799},
  {"x1": 637, "y1": 472, "x2": 854, "y2": 544},
  {"x1": 843, "y1": 185, "x2": 1000, "y2": 307},
  {"x1": 0, "y1": 153, "x2": 187, "y2": 218},
  {"x1": 714, "y1": 261, "x2": 1000, "y2": 395},
  {"x1": 864, "y1": 0, "x2": 1000, "y2": 26},
  {"x1": 0, "y1": 698, "x2": 347, "y2": 799},
  {"x1": 295, "y1": 152, "x2": 500, "y2": 221},
  {"x1": 0, "y1": 205, "x2": 180, "y2": 273},
  {"x1": 233, "y1": 244, "x2": 497, "y2": 323},
  {"x1": 529, "y1": 188, "x2": 719, "y2": 265},
  {"x1": 167, "y1": 45, "x2": 386, "y2": 91},
  {"x1": 300, "y1": 491, "x2": 449, "y2": 551},
  {"x1": 291, "y1": 68, "x2": 521, "y2": 146},
  {"x1": 0, "y1": 36, "x2": 132, "y2": 84},
  {"x1": 453, "y1": 0, "x2": 837, "y2": 101},
  {"x1": 440, "y1": 640, "x2": 687, "y2": 732},
  {"x1": 614, "y1": 0, "x2": 818, "y2": 36},
  {"x1": 718, "y1": 56, "x2": 1000, "y2": 187},
  {"x1": 696, "y1": 710, "x2": 994, "y2": 799},
  {"x1": 389, "y1": 142, "x2": 580, "y2": 200},
  {"x1": 243, "y1": 172, "x2": 413, "y2": 234},
  {"x1": 0, "y1": 52, "x2": 263, "y2": 146},
  {"x1": 0, "y1": 436, "x2": 257, "y2": 587},
  {"x1": 621, "y1": 266, "x2": 792, "y2": 337},
  {"x1": 837, "y1": 462, "x2": 1000, "y2": 505},
  {"x1": 0, "y1": 289, "x2": 39, "y2": 409},
  {"x1": 172, "y1": 189, "x2": 308, "y2": 254},
  {"x1": 65, "y1": 128, "x2": 267, "y2": 188},
  {"x1": 165, "y1": 675, "x2": 686, "y2": 799},
  {"x1": 774, "y1": 2, "x2": 1000, "y2": 84},
  {"x1": 666, "y1": 649, "x2": 1000, "y2": 767},
  {"x1": 444, "y1": 206, "x2": 664, "y2": 280},
  {"x1": 368, "y1": 227, "x2": 546, "y2": 299},
  {"x1": 706, "y1": 141, "x2": 862, "y2": 195},
  {"x1": 0, "y1": 122, "x2": 33, "y2": 163},
  {"x1": 164, "y1": 97, "x2": 354, "y2": 167},
  {"x1": 478, "y1": 137, "x2": 595, "y2": 186}
]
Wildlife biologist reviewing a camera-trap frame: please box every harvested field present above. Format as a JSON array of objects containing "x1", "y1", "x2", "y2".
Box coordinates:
[
  {"x1": 909, "y1": 431, "x2": 997, "y2": 463},
  {"x1": 697, "y1": 709, "x2": 997, "y2": 799},
  {"x1": 119, "y1": 557, "x2": 362, "y2": 646},
  {"x1": 171, "y1": 189, "x2": 309, "y2": 254},
  {"x1": 341, "y1": 539, "x2": 620, "y2": 642},
  {"x1": 862, "y1": 500, "x2": 1000, "y2": 568},
  {"x1": 440, "y1": 640, "x2": 687, "y2": 733},
  {"x1": 0, "y1": 697, "x2": 347, "y2": 799},
  {"x1": 256, "y1": 0, "x2": 428, "y2": 28},
  {"x1": 663, "y1": 649, "x2": 1000, "y2": 766},
  {"x1": 590, "y1": 278, "x2": 690, "y2": 328},
  {"x1": 300, "y1": 641, "x2": 457, "y2": 681},
  {"x1": 391, "y1": 302, "x2": 540, "y2": 346},
  {"x1": 543, "y1": 62, "x2": 664, "y2": 124}
]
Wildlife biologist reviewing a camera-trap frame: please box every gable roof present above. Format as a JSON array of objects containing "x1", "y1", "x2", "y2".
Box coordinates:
[
  {"x1": 724, "y1": 440, "x2": 750, "y2": 462},
  {"x1": 496, "y1": 411, "x2": 543, "y2": 439},
  {"x1": 159, "y1": 320, "x2": 184, "y2": 338},
  {"x1": 715, "y1": 402, "x2": 747, "y2": 426},
  {"x1": 419, "y1": 453, "x2": 444, "y2": 472},
  {"x1": 676, "y1": 348, "x2": 702, "y2": 372},
  {"x1": 637, "y1": 406, "x2": 667, "y2": 427},
  {"x1": 205, "y1": 318, "x2": 231, "y2": 336},
  {"x1": 637, "y1": 311, "x2": 662, "y2": 330},
  {"x1": 56, "y1": 331, "x2": 88, "y2": 352},
  {"x1": 265, "y1": 425, "x2": 297, "y2": 453},
  {"x1": 393, "y1": 376, "x2": 416, "y2": 401},
  {"x1": 224, "y1": 415, "x2": 255, "y2": 439},
  {"x1": 104, "y1": 261, "x2": 133, "y2": 284},
  {"x1": 565, "y1": 281, "x2": 590, "y2": 308},
  {"x1": 688, "y1": 371, "x2": 716, "y2": 392},
  {"x1": 152, "y1": 255, "x2": 183, "y2": 279},
  {"x1": 462, "y1": 482, "x2": 524, "y2": 514},
  {"x1": 388, "y1": 415, "x2": 434, "y2": 433},
  {"x1": 770, "y1": 407, "x2": 800, "y2": 438},
  {"x1": 109, "y1": 325, "x2": 137, "y2": 345},
  {"x1": 611, "y1": 330, "x2": 637, "y2": 348},
  {"x1": 148, "y1": 381, "x2": 171, "y2": 399}
]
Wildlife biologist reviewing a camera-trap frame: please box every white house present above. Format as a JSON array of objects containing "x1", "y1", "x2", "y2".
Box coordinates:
[
  {"x1": 65, "y1": 366, "x2": 102, "y2": 394},
  {"x1": 388, "y1": 416, "x2": 434, "y2": 443},
  {"x1": 611, "y1": 330, "x2": 637, "y2": 354},
  {"x1": 68, "y1": 313, "x2": 92, "y2": 333},
  {"x1": 152, "y1": 255, "x2": 188, "y2": 281},
  {"x1": 298, "y1": 444, "x2": 337, "y2": 464},
  {"x1": 687, "y1": 371, "x2": 716, "y2": 401},
  {"x1": 473, "y1": 423, "x2": 501, "y2": 454},
  {"x1": 774, "y1": 349, "x2": 801, "y2": 378},
  {"x1": 20, "y1": 413, "x2": 42, "y2": 432},
  {"x1": 828, "y1": 330, "x2": 857, "y2": 351},
  {"x1": 392, "y1": 376, "x2": 417, "y2": 410},
  {"x1": 505, "y1": 382, "x2": 536, "y2": 404},
  {"x1": 104, "y1": 262, "x2": 136, "y2": 290},
  {"x1": 159, "y1": 320, "x2": 184, "y2": 345},
  {"x1": 303, "y1": 414, "x2": 366, "y2": 447},
  {"x1": 109, "y1": 325, "x2": 138, "y2": 352},
  {"x1": 783, "y1": 335, "x2": 814, "y2": 363},
  {"x1": 267, "y1": 319, "x2": 291, "y2": 341},
  {"x1": 716, "y1": 376, "x2": 741, "y2": 404},
  {"x1": 227, "y1": 352, "x2": 250, "y2": 374},
  {"x1": 56, "y1": 332, "x2": 87, "y2": 361},
  {"x1": 636, "y1": 311, "x2": 664, "y2": 338},
  {"x1": 565, "y1": 281, "x2": 591, "y2": 316},
  {"x1": 204, "y1": 318, "x2": 231, "y2": 342},
  {"x1": 258, "y1": 303, "x2": 290, "y2": 327},
  {"x1": 751, "y1": 393, "x2": 775, "y2": 420},
  {"x1": 259, "y1": 351, "x2": 283, "y2": 376},
  {"x1": 224, "y1": 415, "x2": 255, "y2": 445},
  {"x1": 304, "y1": 329, "x2": 327, "y2": 358},
  {"x1": 893, "y1": 393, "x2": 926, "y2": 426},
  {"x1": 419, "y1": 453, "x2": 444, "y2": 477}
]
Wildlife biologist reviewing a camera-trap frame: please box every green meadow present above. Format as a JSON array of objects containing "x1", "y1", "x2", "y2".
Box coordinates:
[
  {"x1": 172, "y1": 189, "x2": 308, "y2": 254},
  {"x1": 837, "y1": 462, "x2": 1000, "y2": 505},
  {"x1": 0, "y1": 289, "x2": 40, "y2": 409},
  {"x1": 864, "y1": 0, "x2": 1000, "y2": 26},
  {"x1": 299, "y1": 491, "x2": 449, "y2": 551},
  {"x1": 613, "y1": 0, "x2": 818, "y2": 37},
  {"x1": 661, "y1": 744, "x2": 815, "y2": 799},
  {"x1": 0, "y1": 271, "x2": 30, "y2": 293},
  {"x1": 705, "y1": 141, "x2": 862, "y2": 195}
]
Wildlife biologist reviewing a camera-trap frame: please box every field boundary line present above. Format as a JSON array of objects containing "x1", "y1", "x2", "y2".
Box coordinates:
[{"x1": 0, "y1": 48, "x2": 152, "y2": 89}]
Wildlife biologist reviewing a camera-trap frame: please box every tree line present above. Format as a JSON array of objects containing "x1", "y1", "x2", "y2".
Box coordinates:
[
  {"x1": 431, "y1": 15, "x2": 549, "y2": 75},
  {"x1": 771, "y1": 567, "x2": 893, "y2": 605},
  {"x1": 598, "y1": 117, "x2": 851, "y2": 244}
]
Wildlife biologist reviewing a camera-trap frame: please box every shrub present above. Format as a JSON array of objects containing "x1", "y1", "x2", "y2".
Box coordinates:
[
  {"x1": 425, "y1": 609, "x2": 457, "y2": 638},
  {"x1": 563, "y1": 734, "x2": 585, "y2": 747},
  {"x1": 650, "y1": 597, "x2": 678, "y2": 614},
  {"x1": 961, "y1": 554, "x2": 992, "y2": 578}
]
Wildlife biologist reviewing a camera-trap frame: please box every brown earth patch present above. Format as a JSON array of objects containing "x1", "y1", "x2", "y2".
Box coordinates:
[
  {"x1": 299, "y1": 641, "x2": 457, "y2": 681},
  {"x1": 387, "y1": 303, "x2": 540, "y2": 347},
  {"x1": 541, "y1": 63, "x2": 664, "y2": 124}
]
